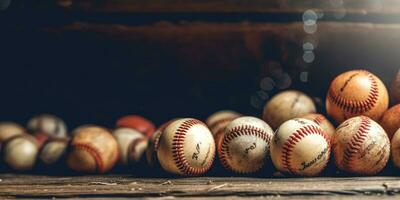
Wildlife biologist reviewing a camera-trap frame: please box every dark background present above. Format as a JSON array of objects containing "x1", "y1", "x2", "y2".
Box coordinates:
[{"x1": 1, "y1": 1, "x2": 400, "y2": 131}]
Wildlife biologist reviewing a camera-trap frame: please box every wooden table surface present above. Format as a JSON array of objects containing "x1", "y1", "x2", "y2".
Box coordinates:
[{"x1": 0, "y1": 174, "x2": 400, "y2": 199}]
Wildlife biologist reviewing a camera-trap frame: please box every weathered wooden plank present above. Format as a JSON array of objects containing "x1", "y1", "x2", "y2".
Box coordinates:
[{"x1": 0, "y1": 175, "x2": 400, "y2": 198}]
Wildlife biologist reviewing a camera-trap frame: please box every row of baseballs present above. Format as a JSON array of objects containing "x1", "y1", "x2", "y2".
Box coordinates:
[{"x1": 0, "y1": 68, "x2": 399, "y2": 176}]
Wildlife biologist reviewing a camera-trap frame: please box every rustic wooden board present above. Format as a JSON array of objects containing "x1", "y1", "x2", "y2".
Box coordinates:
[{"x1": 0, "y1": 174, "x2": 400, "y2": 199}]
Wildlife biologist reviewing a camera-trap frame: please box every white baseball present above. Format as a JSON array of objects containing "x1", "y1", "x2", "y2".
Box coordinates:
[
  {"x1": 27, "y1": 114, "x2": 67, "y2": 138},
  {"x1": 0, "y1": 122, "x2": 26, "y2": 143},
  {"x1": 271, "y1": 118, "x2": 330, "y2": 176},
  {"x1": 39, "y1": 138, "x2": 69, "y2": 165},
  {"x1": 3, "y1": 134, "x2": 39, "y2": 171},
  {"x1": 113, "y1": 128, "x2": 147, "y2": 165},
  {"x1": 157, "y1": 118, "x2": 215, "y2": 176},
  {"x1": 218, "y1": 116, "x2": 274, "y2": 173}
]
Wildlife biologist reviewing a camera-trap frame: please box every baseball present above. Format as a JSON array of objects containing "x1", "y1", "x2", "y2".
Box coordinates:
[
  {"x1": 0, "y1": 122, "x2": 26, "y2": 144},
  {"x1": 116, "y1": 115, "x2": 156, "y2": 138},
  {"x1": 326, "y1": 70, "x2": 389, "y2": 124},
  {"x1": 67, "y1": 125, "x2": 119, "y2": 174},
  {"x1": 206, "y1": 110, "x2": 241, "y2": 150},
  {"x1": 390, "y1": 69, "x2": 400, "y2": 104},
  {"x1": 157, "y1": 118, "x2": 215, "y2": 176},
  {"x1": 3, "y1": 134, "x2": 39, "y2": 171},
  {"x1": 146, "y1": 120, "x2": 175, "y2": 167},
  {"x1": 302, "y1": 113, "x2": 335, "y2": 139},
  {"x1": 38, "y1": 137, "x2": 69, "y2": 165},
  {"x1": 218, "y1": 116, "x2": 274, "y2": 173},
  {"x1": 271, "y1": 118, "x2": 330, "y2": 176},
  {"x1": 391, "y1": 129, "x2": 400, "y2": 168},
  {"x1": 113, "y1": 128, "x2": 148, "y2": 165},
  {"x1": 333, "y1": 116, "x2": 390, "y2": 175},
  {"x1": 262, "y1": 90, "x2": 316, "y2": 130},
  {"x1": 27, "y1": 114, "x2": 68, "y2": 138},
  {"x1": 380, "y1": 104, "x2": 400, "y2": 140}
]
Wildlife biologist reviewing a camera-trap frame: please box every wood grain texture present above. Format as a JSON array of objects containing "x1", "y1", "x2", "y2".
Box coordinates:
[{"x1": 0, "y1": 174, "x2": 399, "y2": 199}]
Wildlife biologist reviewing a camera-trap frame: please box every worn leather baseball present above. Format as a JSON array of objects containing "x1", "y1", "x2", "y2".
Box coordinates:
[
  {"x1": 116, "y1": 115, "x2": 156, "y2": 138},
  {"x1": 333, "y1": 116, "x2": 390, "y2": 175},
  {"x1": 206, "y1": 110, "x2": 241, "y2": 151},
  {"x1": 380, "y1": 104, "x2": 400, "y2": 140},
  {"x1": 113, "y1": 128, "x2": 147, "y2": 165},
  {"x1": 146, "y1": 120, "x2": 176, "y2": 167},
  {"x1": 0, "y1": 122, "x2": 26, "y2": 144},
  {"x1": 3, "y1": 134, "x2": 39, "y2": 171},
  {"x1": 218, "y1": 116, "x2": 274, "y2": 173},
  {"x1": 302, "y1": 113, "x2": 335, "y2": 140},
  {"x1": 157, "y1": 118, "x2": 215, "y2": 176},
  {"x1": 27, "y1": 114, "x2": 68, "y2": 138},
  {"x1": 67, "y1": 125, "x2": 119, "y2": 174},
  {"x1": 326, "y1": 70, "x2": 389, "y2": 124},
  {"x1": 390, "y1": 69, "x2": 400, "y2": 104},
  {"x1": 262, "y1": 90, "x2": 316, "y2": 130},
  {"x1": 271, "y1": 118, "x2": 330, "y2": 176},
  {"x1": 39, "y1": 137, "x2": 69, "y2": 165},
  {"x1": 391, "y1": 129, "x2": 400, "y2": 168}
]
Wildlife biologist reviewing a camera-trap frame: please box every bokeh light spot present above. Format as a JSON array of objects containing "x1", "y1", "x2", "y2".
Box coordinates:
[
  {"x1": 275, "y1": 73, "x2": 292, "y2": 89},
  {"x1": 303, "y1": 10, "x2": 318, "y2": 26},
  {"x1": 260, "y1": 77, "x2": 275, "y2": 91},
  {"x1": 303, "y1": 23, "x2": 317, "y2": 34},
  {"x1": 300, "y1": 72, "x2": 309, "y2": 82},
  {"x1": 303, "y1": 51, "x2": 315, "y2": 63},
  {"x1": 303, "y1": 42, "x2": 314, "y2": 51},
  {"x1": 250, "y1": 94, "x2": 265, "y2": 109}
]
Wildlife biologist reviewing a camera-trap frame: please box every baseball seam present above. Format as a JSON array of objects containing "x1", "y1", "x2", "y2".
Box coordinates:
[
  {"x1": 172, "y1": 119, "x2": 215, "y2": 176},
  {"x1": 72, "y1": 143, "x2": 105, "y2": 173},
  {"x1": 219, "y1": 125, "x2": 272, "y2": 173},
  {"x1": 328, "y1": 70, "x2": 379, "y2": 114},
  {"x1": 312, "y1": 115, "x2": 325, "y2": 125},
  {"x1": 342, "y1": 116, "x2": 370, "y2": 171},
  {"x1": 281, "y1": 125, "x2": 330, "y2": 174}
]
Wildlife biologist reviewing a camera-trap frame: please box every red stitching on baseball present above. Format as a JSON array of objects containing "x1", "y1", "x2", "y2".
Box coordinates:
[
  {"x1": 281, "y1": 125, "x2": 330, "y2": 174},
  {"x1": 312, "y1": 114, "x2": 324, "y2": 125},
  {"x1": 172, "y1": 119, "x2": 215, "y2": 176},
  {"x1": 72, "y1": 143, "x2": 105, "y2": 173},
  {"x1": 219, "y1": 125, "x2": 272, "y2": 173},
  {"x1": 342, "y1": 116, "x2": 370, "y2": 170},
  {"x1": 328, "y1": 70, "x2": 379, "y2": 114}
]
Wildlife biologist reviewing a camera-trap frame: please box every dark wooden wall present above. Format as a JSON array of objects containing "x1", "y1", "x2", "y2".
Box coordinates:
[{"x1": 1, "y1": 1, "x2": 400, "y2": 129}]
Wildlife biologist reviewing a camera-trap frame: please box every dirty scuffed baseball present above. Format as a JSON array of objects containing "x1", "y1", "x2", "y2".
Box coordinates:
[
  {"x1": 116, "y1": 115, "x2": 156, "y2": 138},
  {"x1": 27, "y1": 114, "x2": 68, "y2": 138},
  {"x1": 67, "y1": 125, "x2": 119, "y2": 174},
  {"x1": 206, "y1": 110, "x2": 241, "y2": 151},
  {"x1": 39, "y1": 137, "x2": 69, "y2": 165},
  {"x1": 333, "y1": 116, "x2": 390, "y2": 175},
  {"x1": 271, "y1": 118, "x2": 330, "y2": 176},
  {"x1": 113, "y1": 128, "x2": 148, "y2": 165},
  {"x1": 218, "y1": 116, "x2": 274, "y2": 173},
  {"x1": 263, "y1": 90, "x2": 316, "y2": 130},
  {"x1": 380, "y1": 104, "x2": 400, "y2": 140},
  {"x1": 326, "y1": 70, "x2": 388, "y2": 124},
  {"x1": 0, "y1": 122, "x2": 26, "y2": 144}
]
